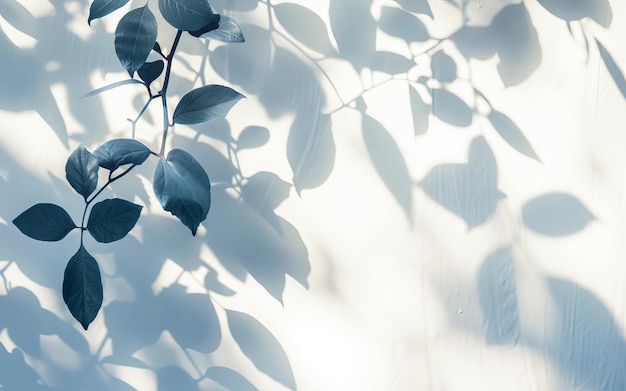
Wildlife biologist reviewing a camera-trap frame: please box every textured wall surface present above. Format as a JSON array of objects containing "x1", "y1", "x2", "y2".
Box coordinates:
[{"x1": 0, "y1": 0, "x2": 625, "y2": 390}]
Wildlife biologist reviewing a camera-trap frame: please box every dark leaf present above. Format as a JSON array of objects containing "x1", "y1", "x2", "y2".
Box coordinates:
[
  {"x1": 87, "y1": 198, "x2": 142, "y2": 243},
  {"x1": 379, "y1": 6, "x2": 429, "y2": 42},
  {"x1": 596, "y1": 39, "x2": 626, "y2": 102},
  {"x1": 66, "y1": 144, "x2": 99, "y2": 200},
  {"x1": 362, "y1": 115, "x2": 413, "y2": 220},
  {"x1": 153, "y1": 149, "x2": 211, "y2": 235},
  {"x1": 522, "y1": 193, "x2": 594, "y2": 236},
  {"x1": 158, "y1": 0, "x2": 215, "y2": 31},
  {"x1": 88, "y1": 0, "x2": 130, "y2": 25},
  {"x1": 287, "y1": 113, "x2": 336, "y2": 193},
  {"x1": 63, "y1": 245, "x2": 103, "y2": 330},
  {"x1": 173, "y1": 84, "x2": 244, "y2": 125},
  {"x1": 93, "y1": 138, "x2": 151, "y2": 171},
  {"x1": 236, "y1": 126, "x2": 270, "y2": 150},
  {"x1": 431, "y1": 50, "x2": 457, "y2": 83},
  {"x1": 188, "y1": 14, "x2": 220, "y2": 37},
  {"x1": 395, "y1": 0, "x2": 433, "y2": 18},
  {"x1": 409, "y1": 84, "x2": 430, "y2": 136},
  {"x1": 13, "y1": 203, "x2": 76, "y2": 241},
  {"x1": 115, "y1": 5, "x2": 158, "y2": 76},
  {"x1": 227, "y1": 310, "x2": 296, "y2": 389},
  {"x1": 274, "y1": 3, "x2": 335, "y2": 55},
  {"x1": 82, "y1": 79, "x2": 145, "y2": 98},
  {"x1": 153, "y1": 41, "x2": 164, "y2": 56},
  {"x1": 137, "y1": 60, "x2": 164, "y2": 86},
  {"x1": 370, "y1": 51, "x2": 415, "y2": 75},
  {"x1": 196, "y1": 14, "x2": 245, "y2": 43},
  {"x1": 432, "y1": 88, "x2": 473, "y2": 127},
  {"x1": 205, "y1": 366, "x2": 258, "y2": 391},
  {"x1": 487, "y1": 110, "x2": 539, "y2": 161}
]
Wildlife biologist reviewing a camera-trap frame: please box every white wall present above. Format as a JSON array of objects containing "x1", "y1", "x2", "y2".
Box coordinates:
[{"x1": 0, "y1": 0, "x2": 625, "y2": 390}]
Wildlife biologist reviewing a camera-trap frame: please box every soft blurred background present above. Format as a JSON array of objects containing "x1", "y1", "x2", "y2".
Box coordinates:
[{"x1": 1, "y1": 0, "x2": 625, "y2": 389}]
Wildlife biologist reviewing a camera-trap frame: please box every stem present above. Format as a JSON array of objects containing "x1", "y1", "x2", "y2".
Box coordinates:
[
  {"x1": 159, "y1": 30, "x2": 184, "y2": 156},
  {"x1": 80, "y1": 164, "x2": 138, "y2": 243},
  {"x1": 128, "y1": 95, "x2": 158, "y2": 138}
]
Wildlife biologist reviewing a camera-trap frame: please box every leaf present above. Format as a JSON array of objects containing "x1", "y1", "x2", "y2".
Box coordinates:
[
  {"x1": 409, "y1": 84, "x2": 430, "y2": 136},
  {"x1": 93, "y1": 138, "x2": 151, "y2": 171},
  {"x1": 13, "y1": 203, "x2": 76, "y2": 241},
  {"x1": 137, "y1": 60, "x2": 164, "y2": 86},
  {"x1": 241, "y1": 171, "x2": 291, "y2": 212},
  {"x1": 432, "y1": 88, "x2": 473, "y2": 127},
  {"x1": 487, "y1": 110, "x2": 539, "y2": 161},
  {"x1": 226, "y1": 310, "x2": 296, "y2": 389},
  {"x1": 362, "y1": 115, "x2": 413, "y2": 220},
  {"x1": 274, "y1": 3, "x2": 335, "y2": 55},
  {"x1": 205, "y1": 366, "x2": 258, "y2": 391},
  {"x1": 522, "y1": 193, "x2": 594, "y2": 236},
  {"x1": 431, "y1": 50, "x2": 457, "y2": 84},
  {"x1": 188, "y1": 14, "x2": 220, "y2": 38},
  {"x1": 63, "y1": 245, "x2": 103, "y2": 330},
  {"x1": 395, "y1": 0, "x2": 433, "y2": 18},
  {"x1": 153, "y1": 149, "x2": 211, "y2": 235},
  {"x1": 115, "y1": 5, "x2": 158, "y2": 77},
  {"x1": 370, "y1": 51, "x2": 415, "y2": 75},
  {"x1": 66, "y1": 145, "x2": 99, "y2": 200},
  {"x1": 82, "y1": 79, "x2": 145, "y2": 98},
  {"x1": 379, "y1": 6, "x2": 429, "y2": 43},
  {"x1": 88, "y1": 0, "x2": 130, "y2": 25},
  {"x1": 191, "y1": 15, "x2": 245, "y2": 43},
  {"x1": 596, "y1": 39, "x2": 626, "y2": 102},
  {"x1": 287, "y1": 113, "x2": 336, "y2": 193},
  {"x1": 87, "y1": 198, "x2": 142, "y2": 243},
  {"x1": 236, "y1": 126, "x2": 270, "y2": 150},
  {"x1": 419, "y1": 137, "x2": 504, "y2": 229},
  {"x1": 173, "y1": 84, "x2": 244, "y2": 125},
  {"x1": 158, "y1": 0, "x2": 215, "y2": 31}
]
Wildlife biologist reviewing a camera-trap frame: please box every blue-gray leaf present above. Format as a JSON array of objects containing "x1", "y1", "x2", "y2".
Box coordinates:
[
  {"x1": 226, "y1": 310, "x2": 296, "y2": 390},
  {"x1": 158, "y1": 0, "x2": 215, "y2": 31},
  {"x1": 66, "y1": 144, "x2": 99, "y2": 200},
  {"x1": 115, "y1": 6, "x2": 157, "y2": 76},
  {"x1": 487, "y1": 110, "x2": 539, "y2": 161},
  {"x1": 194, "y1": 15, "x2": 245, "y2": 43},
  {"x1": 93, "y1": 138, "x2": 151, "y2": 171},
  {"x1": 188, "y1": 14, "x2": 220, "y2": 38},
  {"x1": 88, "y1": 0, "x2": 131, "y2": 25},
  {"x1": 87, "y1": 198, "x2": 142, "y2": 243},
  {"x1": 173, "y1": 84, "x2": 244, "y2": 125},
  {"x1": 63, "y1": 245, "x2": 103, "y2": 330},
  {"x1": 153, "y1": 149, "x2": 211, "y2": 235},
  {"x1": 13, "y1": 203, "x2": 76, "y2": 241},
  {"x1": 205, "y1": 366, "x2": 258, "y2": 391},
  {"x1": 522, "y1": 193, "x2": 594, "y2": 236}
]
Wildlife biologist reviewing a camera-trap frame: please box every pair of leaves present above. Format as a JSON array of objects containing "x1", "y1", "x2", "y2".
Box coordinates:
[
  {"x1": 14, "y1": 199, "x2": 142, "y2": 244},
  {"x1": 154, "y1": 149, "x2": 212, "y2": 235}
]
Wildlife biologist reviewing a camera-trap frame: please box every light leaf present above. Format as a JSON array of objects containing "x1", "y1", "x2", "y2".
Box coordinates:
[{"x1": 82, "y1": 79, "x2": 145, "y2": 98}]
